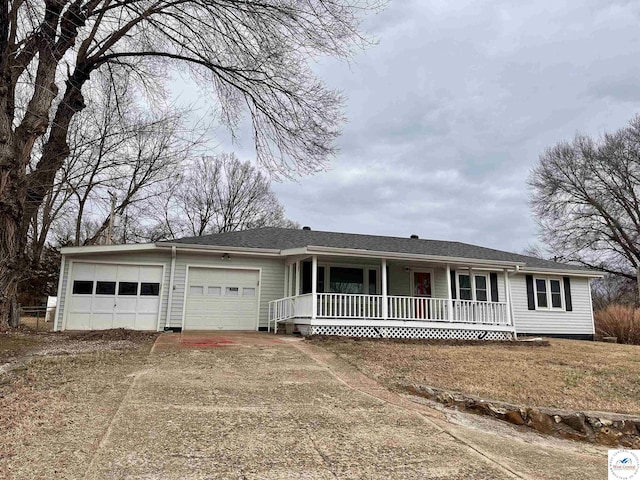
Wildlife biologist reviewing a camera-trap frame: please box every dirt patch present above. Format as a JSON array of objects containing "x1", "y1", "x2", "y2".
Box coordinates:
[
  {"x1": 67, "y1": 328, "x2": 160, "y2": 343},
  {"x1": 308, "y1": 336, "x2": 640, "y2": 415}
]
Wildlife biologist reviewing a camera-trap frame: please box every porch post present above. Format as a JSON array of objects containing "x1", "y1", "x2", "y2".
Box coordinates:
[
  {"x1": 311, "y1": 255, "x2": 318, "y2": 320},
  {"x1": 381, "y1": 258, "x2": 388, "y2": 320},
  {"x1": 504, "y1": 269, "x2": 512, "y2": 326},
  {"x1": 469, "y1": 267, "x2": 476, "y2": 301},
  {"x1": 446, "y1": 264, "x2": 453, "y2": 321},
  {"x1": 283, "y1": 261, "x2": 289, "y2": 297},
  {"x1": 295, "y1": 261, "x2": 301, "y2": 296}
]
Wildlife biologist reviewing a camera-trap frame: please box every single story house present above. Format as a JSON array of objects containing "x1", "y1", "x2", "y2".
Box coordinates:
[{"x1": 53, "y1": 227, "x2": 601, "y2": 340}]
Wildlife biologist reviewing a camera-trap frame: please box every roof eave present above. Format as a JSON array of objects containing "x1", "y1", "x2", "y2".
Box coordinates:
[
  {"x1": 299, "y1": 245, "x2": 527, "y2": 268},
  {"x1": 158, "y1": 242, "x2": 281, "y2": 256},
  {"x1": 60, "y1": 243, "x2": 158, "y2": 255},
  {"x1": 518, "y1": 267, "x2": 604, "y2": 278}
]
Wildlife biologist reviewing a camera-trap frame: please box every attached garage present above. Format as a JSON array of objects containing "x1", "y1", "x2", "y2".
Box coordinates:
[
  {"x1": 65, "y1": 262, "x2": 163, "y2": 330},
  {"x1": 183, "y1": 267, "x2": 260, "y2": 330}
]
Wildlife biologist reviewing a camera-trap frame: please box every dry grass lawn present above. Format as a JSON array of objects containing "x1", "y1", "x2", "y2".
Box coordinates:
[
  {"x1": 309, "y1": 337, "x2": 640, "y2": 415},
  {"x1": 0, "y1": 329, "x2": 157, "y2": 479}
]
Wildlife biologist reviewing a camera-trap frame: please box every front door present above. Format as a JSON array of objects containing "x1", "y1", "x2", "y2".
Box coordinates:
[
  {"x1": 413, "y1": 272, "x2": 432, "y2": 297},
  {"x1": 413, "y1": 272, "x2": 432, "y2": 319}
]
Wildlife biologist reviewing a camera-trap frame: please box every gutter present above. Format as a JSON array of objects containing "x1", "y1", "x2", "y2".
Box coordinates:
[
  {"x1": 302, "y1": 245, "x2": 527, "y2": 269},
  {"x1": 157, "y1": 243, "x2": 281, "y2": 256},
  {"x1": 165, "y1": 246, "x2": 177, "y2": 330}
]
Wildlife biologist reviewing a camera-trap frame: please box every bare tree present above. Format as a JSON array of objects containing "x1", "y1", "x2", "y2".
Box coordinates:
[
  {"x1": 529, "y1": 114, "x2": 640, "y2": 301},
  {"x1": 155, "y1": 153, "x2": 297, "y2": 238},
  {"x1": 0, "y1": 0, "x2": 376, "y2": 327}
]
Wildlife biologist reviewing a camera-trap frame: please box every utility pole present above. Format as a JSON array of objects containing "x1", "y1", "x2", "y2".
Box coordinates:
[{"x1": 106, "y1": 191, "x2": 117, "y2": 245}]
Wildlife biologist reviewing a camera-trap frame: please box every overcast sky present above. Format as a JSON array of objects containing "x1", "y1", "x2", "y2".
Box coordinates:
[{"x1": 175, "y1": 0, "x2": 640, "y2": 253}]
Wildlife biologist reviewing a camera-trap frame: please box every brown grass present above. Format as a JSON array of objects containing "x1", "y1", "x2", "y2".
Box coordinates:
[
  {"x1": 595, "y1": 305, "x2": 640, "y2": 345},
  {"x1": 309, "y1": 337, "x2": 640, "y2": 415},
  {"x1": 0, "y1": 330, "x2": 156, "y2": 479}
]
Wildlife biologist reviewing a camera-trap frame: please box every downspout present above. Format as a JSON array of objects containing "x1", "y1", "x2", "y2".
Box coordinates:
[
  {"x1": 165, "y1": 246, "x2": 177, "y2": 331},
  {"x1": 507, "y1": 265, "x2": 520, "y2": 340}
]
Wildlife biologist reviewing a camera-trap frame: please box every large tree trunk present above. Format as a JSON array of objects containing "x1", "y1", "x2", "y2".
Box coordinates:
[{"x1": 0, "y1": 163, "x2": 26, "y2": 329}]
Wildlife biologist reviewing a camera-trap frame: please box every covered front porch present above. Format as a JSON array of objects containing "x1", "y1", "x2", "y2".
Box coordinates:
[{"x1": 268, "y1": 252, "x2": 518, "y2": 340}]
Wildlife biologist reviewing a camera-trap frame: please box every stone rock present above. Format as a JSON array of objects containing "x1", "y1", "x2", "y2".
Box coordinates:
[
  {"x1": 504, "y1": 410, "x2": 525, "y2": 426},
  {"x1": 488, "y1": 405, "x2": 507, "y2": 418},
  {"x1": 616, "y1": 420, "x2": 639, "y2": 436},
  {"x1": 587, "y1": 417, "x2": 602, "y2": 429},
  {"x1": 596, "y1": 427, "x2": 623, "y2": 446},
  {"x1": 562, "y1": 413, "x2": 593, "y2": 437},
  {"x1": 526, "y1": 409, "x2": 555, "y2": 435},
  {"x1": 553, "y1": 415, "x2": 562, "y2": 424},
  {"x1": 600, "y1": 418, "x2": 613, "y2": 427}
]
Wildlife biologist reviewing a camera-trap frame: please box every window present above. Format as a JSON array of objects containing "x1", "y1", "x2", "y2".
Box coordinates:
[
  {"x1": 96, "y1": 281, "x2": 116, "y2": 295},
  {"x1": 189, "y1": 285, "x2": 204, "y2": 296},
  {"x1": 550, "y1": 280, "x2": 562, "y2": 308},
  {"x1": 140, "y1": 282, "x2": 160, "y2": 296},
  {"x1": 242, "y1": 287, "x2": 256, "y2": 297},
  {"x1": 457, "y1": 274, "x2": 489, "y2": 301},
  {"x1": 72, "y1": 280, "x2": 93, "y2": 295},
  {"x1": 534, "y1": 278, "x2": 563, "y2": 309},
  {"x1": 329, "y1": 267, "x2": 364, "y2": 294},
  {"x1": 226, "y1": 287, "x2": 239, "y2": 296},
  {"x1": 475, "y1": 275, "x2": 488, "y2": 302},
  {"x1": 368, "y1": 269, "x2": 377, "y2": 295},
  {"x1": 207, "y1": 286, "x2": 221, "y2": 296},
  {"x1": 535, "y1": 279, "x2": 548, "y2": 308},
  {"x1": 118, "y1": 282, "x2": 138, "y2": 296},
  {"x1": 318, "y1": 267, "x2": 325, "y2": 293}
]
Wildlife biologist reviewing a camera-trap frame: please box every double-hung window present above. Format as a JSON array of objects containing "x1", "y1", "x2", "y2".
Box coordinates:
[
  {"x1": 534, "y1": 278, "x2": 563, "y2": 310},
  {"x1": 457, "y1": 273, "x2": 489, "y2": 301}
]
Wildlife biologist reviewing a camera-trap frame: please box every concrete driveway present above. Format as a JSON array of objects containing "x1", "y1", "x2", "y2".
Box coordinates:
[{"x1": 83, "y1": 332, "x2": 607, "y2": 479}]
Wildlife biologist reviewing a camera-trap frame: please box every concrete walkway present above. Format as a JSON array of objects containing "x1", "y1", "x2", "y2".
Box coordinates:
[{"x1": 83, "y1": 332, "x2": 607, "y2": 479}]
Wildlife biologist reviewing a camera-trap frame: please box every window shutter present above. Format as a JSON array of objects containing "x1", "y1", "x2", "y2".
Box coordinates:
[
  {"x1": 526, "y1": 275, "x2": 535, "y2": 310},
  {"x1": 302, "y1": 261, "x2": 312, "y2": 294},
  {"x1": 450, "y1": 270, "x2": 456, "y2": 299},
  {"x1": 490, "y1": 272, "x2": 499, "y2": 302},
  {"x1": 563, "y1": 277, "x2": 573, "y2": 311}
]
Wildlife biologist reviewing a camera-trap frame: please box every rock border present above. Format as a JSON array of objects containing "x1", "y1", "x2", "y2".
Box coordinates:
[{"x1": 402, "y1": 382, "x2": 640, "y2": 448}]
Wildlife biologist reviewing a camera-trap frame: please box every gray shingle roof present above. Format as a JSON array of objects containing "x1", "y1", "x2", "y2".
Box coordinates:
[{"x1": 164, "y1": 227, "x2": 591, "y2": 273}]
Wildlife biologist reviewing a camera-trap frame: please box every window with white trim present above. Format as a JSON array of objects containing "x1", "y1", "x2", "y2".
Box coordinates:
[
  {"x1": 534, "y1": 277, "x2": 564, "y2": 310},
  {"x1": 457, "y1": 273, "x2": 489, "y2": 302}
]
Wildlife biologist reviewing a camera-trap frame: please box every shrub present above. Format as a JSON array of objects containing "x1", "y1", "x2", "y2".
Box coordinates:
[{"x1": 594, "y1": 305, "x2": 640, "y2": 345}]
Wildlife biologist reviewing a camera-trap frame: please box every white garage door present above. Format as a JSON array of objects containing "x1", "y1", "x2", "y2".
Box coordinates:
[
  {"x1": 184, "y1": 268, "x2": 259, "y2": 330},
  {"x1": 66, "y1": 262, "x2": 163, "y2": 330}
]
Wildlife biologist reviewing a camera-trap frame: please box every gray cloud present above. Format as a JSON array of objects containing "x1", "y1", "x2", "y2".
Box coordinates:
[{"x1": 173, "y1": 0, "x2": 640, "y2": 253}]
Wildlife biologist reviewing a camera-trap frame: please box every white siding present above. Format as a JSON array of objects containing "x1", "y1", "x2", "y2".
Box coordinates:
[
  {"x1": 57, "y1": 252, "x2": 172, "y2": 331},
  {"x1": 511, "y1": 274, "x2": 594, "y2": 335},
  {"x1": 170, "y1": 253, "x2": 285, "y2": 329}
]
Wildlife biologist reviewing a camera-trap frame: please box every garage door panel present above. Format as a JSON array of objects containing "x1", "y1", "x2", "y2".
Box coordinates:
[
  {"x1": 66, "y1": 263, "x2": 162, "y2": 331},
  {"x1": 91, "y1": 313, "x2": 115, "y2": 329},
  {"x1": 73, "y1": 262, "x2": 95, "y2": 279},
  {"x1": 67, "y1": 313, "x2": 91, "y2": 330},
  {"x1": 184, "y1": 267, "x2": 259, "y2": 331}
]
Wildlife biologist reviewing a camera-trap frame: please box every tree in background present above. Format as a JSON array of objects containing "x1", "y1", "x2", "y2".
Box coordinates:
[
  {"x1": 0, "y1": 0, "x2": 376, "y2": 327},
  {"x1": 529, "y1": 115, "x2": 640, "y2": 302},
  {"x1": 153, "y1": 153, "x2": 298, "y2": 239}
]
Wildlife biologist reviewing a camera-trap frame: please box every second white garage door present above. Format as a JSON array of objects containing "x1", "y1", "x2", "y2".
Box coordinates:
[{"x1": 184, "y1": 267, "x2": 260, "y2": 330}]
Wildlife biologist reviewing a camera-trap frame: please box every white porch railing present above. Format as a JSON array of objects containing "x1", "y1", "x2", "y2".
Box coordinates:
[
  {"x1": 387, "y1": 296, "x2": 449, "y2": 321},
  {"x1": 269, "y1": 294, "x2": 511, "y2": 330},
  {"x1": 452, "y1": 299, "x2": 509, "y2": 325},
  {"x1": 268, "y1": 293, "x2": 313, "y2": 333},
  {"x1": 317, "y1": 293, "x2": 383, "y2": 319}
]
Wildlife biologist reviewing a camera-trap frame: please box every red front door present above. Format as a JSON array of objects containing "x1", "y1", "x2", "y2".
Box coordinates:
[{"x1": 413, "y1": 272, "x2": 432, "y2": 319}]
